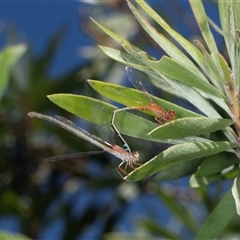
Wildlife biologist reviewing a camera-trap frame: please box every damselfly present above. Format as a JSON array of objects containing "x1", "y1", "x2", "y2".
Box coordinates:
[
  {"x1": 111, "y1": 66, "x2": 175, "y2": 148},
  {"x1": 27, "y1": 111, "x2": 141, "y2": 177}
]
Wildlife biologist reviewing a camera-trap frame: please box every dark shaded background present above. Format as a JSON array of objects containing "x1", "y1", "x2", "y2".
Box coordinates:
[{"x1": 0, "y1": 1, "x2": 234, "y2": 239}]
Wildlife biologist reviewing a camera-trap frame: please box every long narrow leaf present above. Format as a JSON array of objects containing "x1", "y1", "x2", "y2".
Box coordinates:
[
  {"x1": 196, "y1": 152, "x2": 239, "y2": 177},
  {"x1": 125, "y1": 141, "x2": 236, "y2": 181},
  {"x1": 90, "y1": 17, "x2": 155, "y2": 61},
  {"x1": 157, "y1": 56, "x2": 225, "y2": 99},
  {"x1": 219, "y1": 1, "x2": 235, "y2": 71},
  {"x1": 190, "y1": 173, "x2": 225, "y2": 188},
  {"x1": 194, "y1": 40, "x2": 225, "y2": 91},
  {"x1": 190, "y1": 152, "x2": 240, "y2": 187},
  {"x1": 155, "y1": 158, "x2": 203, "y2": 181},
  {"x1": 87, "y1": 80, "x2": 199, "y2": 119},
  {"x1": 99, "y1": 45, "x2": 150, "y2": 71},
  {"x1": 232, "y1": 2, "x2": 240, "y2": 92},
  {"x1": 189, "y1": 0, "x2": 221, "y2": 72},
  {"x1": 149, "y1": 117, "x2": 232, "y2": 139}
]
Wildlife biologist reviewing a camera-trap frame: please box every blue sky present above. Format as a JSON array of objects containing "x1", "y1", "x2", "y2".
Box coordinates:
[{"x1": 0, "y1": 2, "x2": 93, "y2": 77}]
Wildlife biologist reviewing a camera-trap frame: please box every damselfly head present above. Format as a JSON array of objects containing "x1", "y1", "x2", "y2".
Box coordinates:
[
  {"x1": 155, "y1": 109, "x2": 175, "y2": 124},
  {"x1": 133, "y1": 151, "x2": 139, "y2": 159},
  {"x1": 168, "y1": 110, "x2": 175, "y2": 120}
]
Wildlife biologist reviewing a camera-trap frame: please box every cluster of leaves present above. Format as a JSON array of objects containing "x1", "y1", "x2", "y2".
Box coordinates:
[
  {"x1": 2, "y1": 1, "x2": 240, "y2": 239},
  {"x1": 36, "y1": 0, "x2": 240, "y2": 238}
]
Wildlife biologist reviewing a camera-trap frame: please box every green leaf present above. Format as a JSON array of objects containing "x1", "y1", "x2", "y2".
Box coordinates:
[
  {"x1": 189, "y1": 0, "x2": 220, "y2": 68},
  {"x1": 191, "y1": 167, "x2": 240, "y2": 188},
  {"x1": 90, "y1": 16, "x2": 155, "y2": 61},
  {"x1": 190, "y1": 168, "x2": 240, "y2": 188},
  {"x1": 196, "y1": 152, "x2": 239, "y2": 177},
  {"x1": 219, "y1": 2, "x2": 240, "y2": 91},
  {"x1": 218, "y1": 52, "x2": 232, "y2": 86},
  {"x1": 219, "y1": 1, "x2": 235, "y2": 71},
  {"x1": 196, "y1": 190, "x2": 236, "y2": 240},
  {"x1": 208, "y1": 16, "x2": 224, "y2": 36},
  {"x1": 223, "y1": 167, "x2": 240, "y2": 179},
  {"x1": 87, "y1": 80, "x2": 199, "y2": 119},
  {"x1": 149, "y1": 117, "x2": 233, "y2": 139},
  {"x1": 233, "y1": 2, "x2": 240, "y2": 35},
  {"x1": 0, "y1": 44, "x2": 27, "y2": 100},
  {"x1": 90, "y1": 17, "x2": 131, "y2": 46},
  {"x1": 99, "y1": 45, "x2": 150, "y2": 71},
  {"x1": 193, "y1": 41, "x2": 232, "y2": 116},
  {"x1": 194, "y1": 40, "x2": 225, "y2": 90},
  {"x1": 232, "y1": 175, "x2": 240, "y2": 216},
  {"x1": 155, "y1": 158, "x2": 203, "y2": 181},
  {"x1": 189, "y1": 173, "x2": 223, "y2": 188},
  {"x1": 190, "y1": 152, "x2": 240, "y2": 187},
  {"x1": 125, "y1": 141, "x2": 236, "y2": 181},
  {"x1": 154, "y1": 56, "x2": 225, "y2": 99}
]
